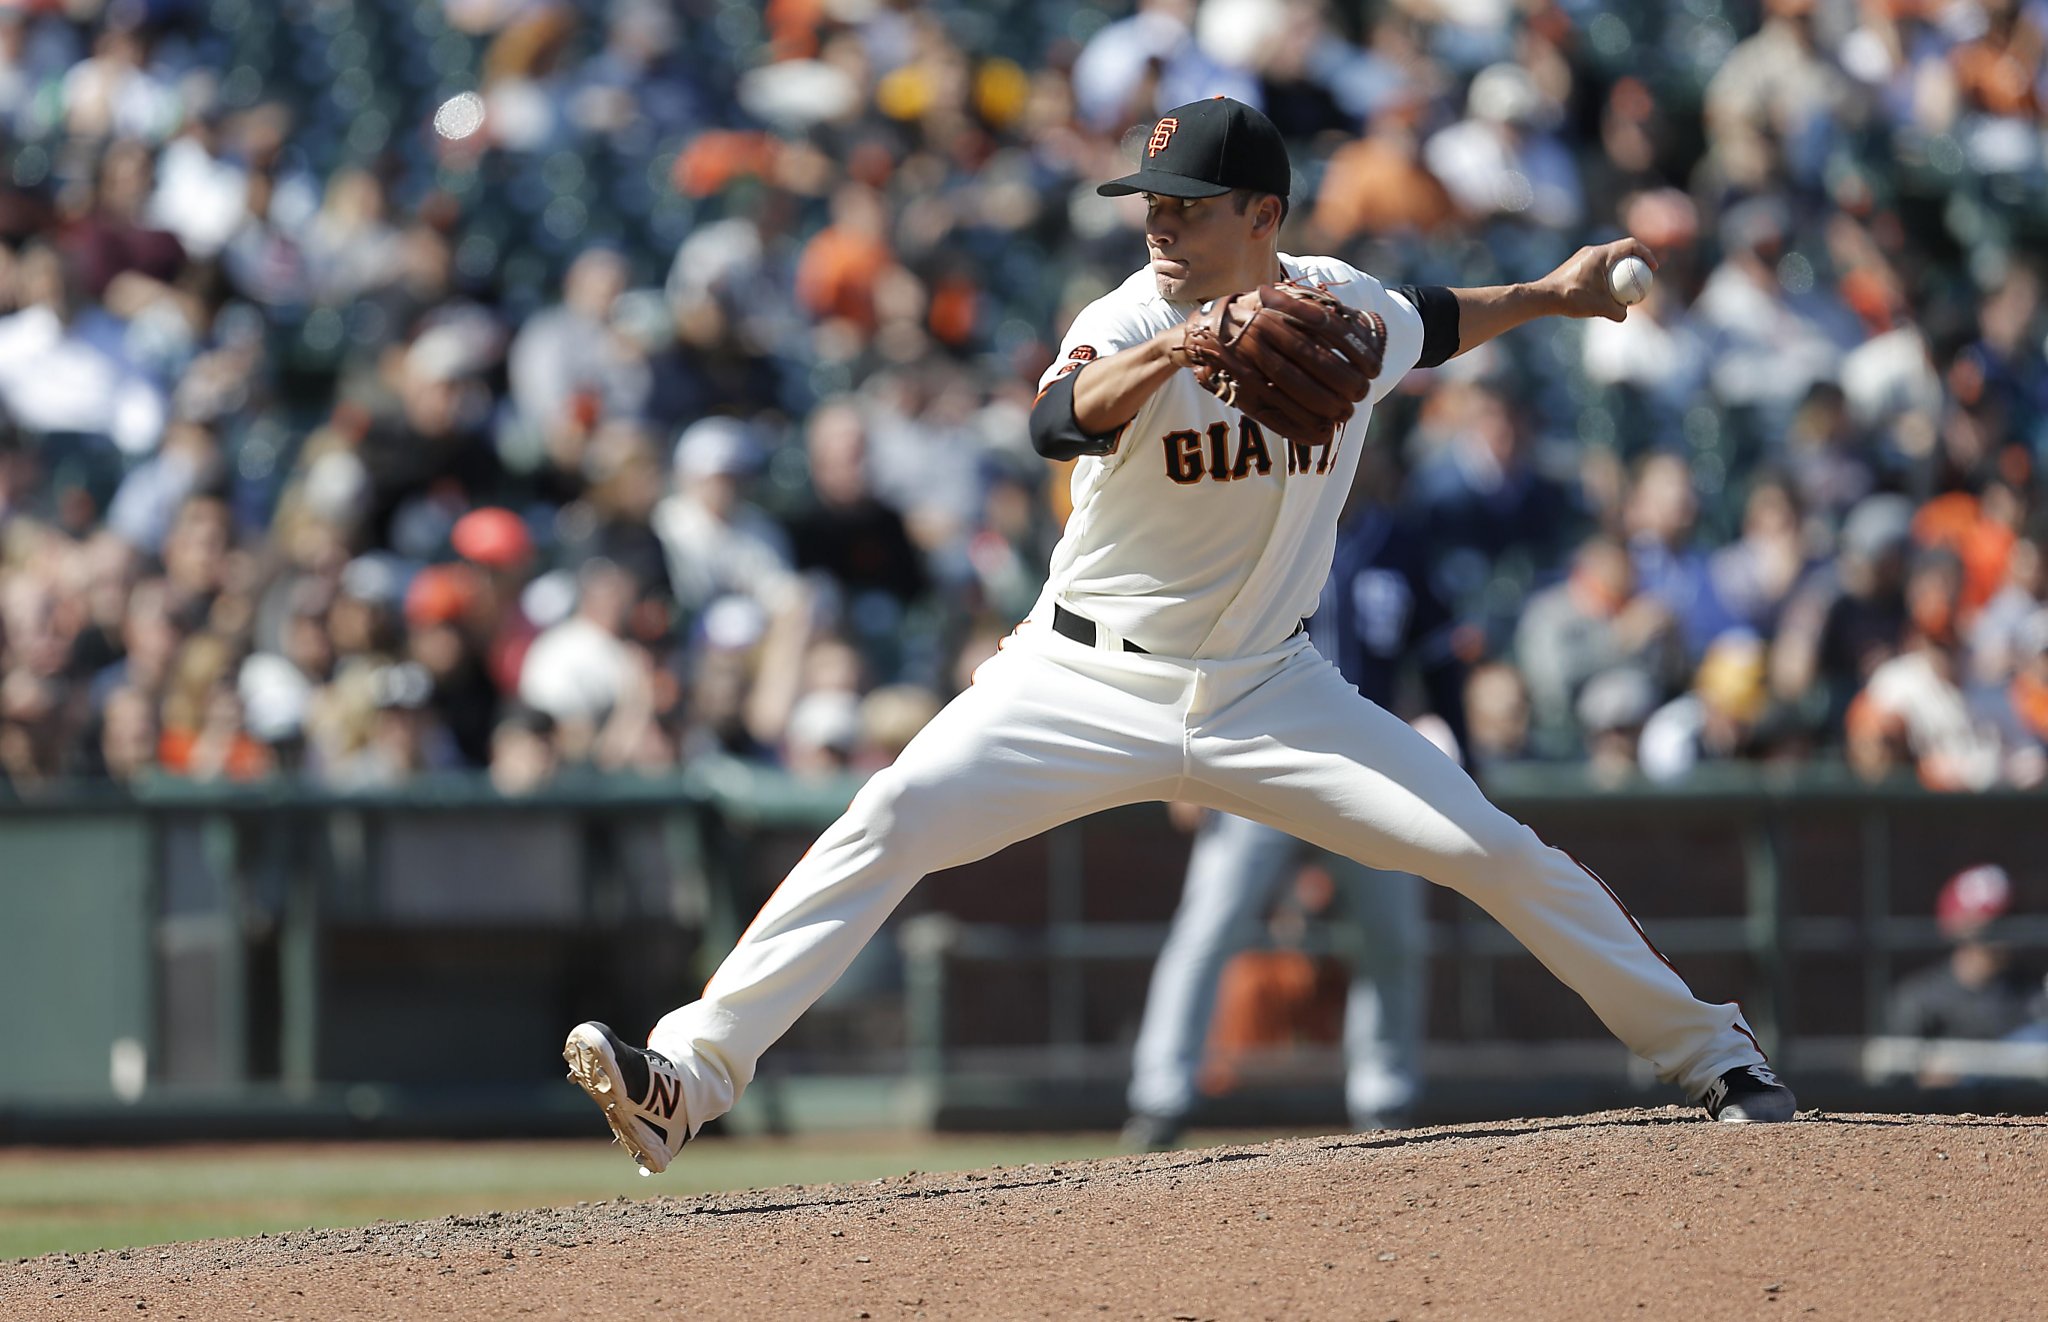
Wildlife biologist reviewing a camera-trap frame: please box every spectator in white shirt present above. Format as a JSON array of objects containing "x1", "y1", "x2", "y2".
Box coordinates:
[{"x1": 652, "y1": 417, "x2": 800, "y2": 617}]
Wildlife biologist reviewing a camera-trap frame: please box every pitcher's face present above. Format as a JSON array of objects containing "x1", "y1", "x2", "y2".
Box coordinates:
[{"x1": 1144, "y1": 192, "x2": 1270, "y2": 304}]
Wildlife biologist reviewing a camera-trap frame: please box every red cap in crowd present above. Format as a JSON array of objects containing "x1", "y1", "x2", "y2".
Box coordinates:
[
  {"x1": 1935, "y1": 864, "x2": 2012, "y2": 940},
  {"x1": 405, "y1": 563, "x2": 479, "y2": 629},
  {"x1": 452, "y1": 508, "x2": 533, "y2": 571}
]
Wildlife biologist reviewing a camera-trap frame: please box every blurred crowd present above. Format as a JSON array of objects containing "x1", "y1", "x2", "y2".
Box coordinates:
[{"x1": 3, "y1": 0, "x2": 2048, "y2": 797}]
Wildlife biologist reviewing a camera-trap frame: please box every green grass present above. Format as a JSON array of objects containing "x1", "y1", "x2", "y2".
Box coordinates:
[{"x1": 0, "y1": 1134, "x2": 1137, "y2": 1260}]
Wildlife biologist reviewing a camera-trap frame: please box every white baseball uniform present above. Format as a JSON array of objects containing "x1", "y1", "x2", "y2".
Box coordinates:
[{"x1": 644, "y1": 254, "x2": 1767, "y2": 1134}]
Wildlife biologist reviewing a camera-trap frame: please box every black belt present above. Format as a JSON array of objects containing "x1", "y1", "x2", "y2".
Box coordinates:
[
  {"x1": 1052, "y1": 603, "x2": 1306, "y2": 654},
  {"x1": 1054, "y1": 602, "x2": 1148, "y2": 653}
]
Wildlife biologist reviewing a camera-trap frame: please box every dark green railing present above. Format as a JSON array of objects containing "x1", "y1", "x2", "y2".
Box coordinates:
[{"x1": 3, "y1": 762, "x2": 2044, "y2": 1134}]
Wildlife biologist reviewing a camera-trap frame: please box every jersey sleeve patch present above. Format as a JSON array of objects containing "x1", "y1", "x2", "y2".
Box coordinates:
[{"x1": 1038, "y1": 283, "x2": 1156, "y2": 392}]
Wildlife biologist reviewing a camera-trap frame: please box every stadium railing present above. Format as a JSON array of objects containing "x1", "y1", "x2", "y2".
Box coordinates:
[{"x1": 1, "y1": 763, "x2": 2044, "y2": 1138}]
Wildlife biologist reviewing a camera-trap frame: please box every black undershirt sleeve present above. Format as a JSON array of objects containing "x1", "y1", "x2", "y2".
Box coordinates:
[
  {"x1": 1029, "y1": 370, "x2": 1125, "y2": 461},
  {"x1": 1394, "y1": 283, "x2": 1460, "y2": 370}
]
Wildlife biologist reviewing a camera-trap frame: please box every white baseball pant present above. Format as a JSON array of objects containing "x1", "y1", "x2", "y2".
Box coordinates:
[
  {"x1": 1127, "y1": 810, "x2": 1424, "y2": 1126},
  {"x1": 648, "y1": 623, "x2": 1765, "y2": 1135}
]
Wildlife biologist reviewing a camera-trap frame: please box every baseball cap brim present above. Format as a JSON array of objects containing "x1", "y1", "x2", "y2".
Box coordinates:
[{"x1": 1096, "y1": 169, "x2": 1235, "y2": 199}]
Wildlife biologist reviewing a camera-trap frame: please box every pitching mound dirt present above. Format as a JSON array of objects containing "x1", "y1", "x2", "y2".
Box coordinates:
[{"x1": 5, "y1": 1110, "x2": 2043, "y2": 1320}]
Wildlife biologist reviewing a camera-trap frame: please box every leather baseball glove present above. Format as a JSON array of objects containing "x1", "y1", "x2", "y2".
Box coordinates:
[{"x1": 1176, "y1": 283, "x2": 1387, "y2": 443}]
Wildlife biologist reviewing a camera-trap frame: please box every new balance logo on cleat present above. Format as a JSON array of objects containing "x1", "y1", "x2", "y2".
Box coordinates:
[
  {"x1": 1700, "y1": 1063, "x2": 1797, "y2": 1123},
  {"x1": 645, "y1": 1070, "x2": 681, "y2": 1120},
  {"x1": 563, "y1": 1021, "x2": 693, "y2": 1174}
]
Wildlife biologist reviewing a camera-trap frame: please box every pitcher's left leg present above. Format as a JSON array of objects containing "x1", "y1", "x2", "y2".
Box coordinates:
[{"x1": 1190, "y1": 648, "x2": 1774, "y2": 1104}]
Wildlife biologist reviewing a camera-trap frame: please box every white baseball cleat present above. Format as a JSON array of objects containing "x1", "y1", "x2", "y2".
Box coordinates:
[
  {"x1": 563, "y1": 1021, "x2": 692, "y2": 1174},
  {"x1": 1699, "y1": 1063, "x2": 1797, "y2": 1123}
]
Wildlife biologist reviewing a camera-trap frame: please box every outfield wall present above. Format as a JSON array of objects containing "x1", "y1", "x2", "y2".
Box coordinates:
[{"x1": 4, "y1": 763, "x2": 2046, "y2": 1137}]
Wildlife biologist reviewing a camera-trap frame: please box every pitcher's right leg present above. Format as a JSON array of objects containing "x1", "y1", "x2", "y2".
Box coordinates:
[{"x1": 1191, "y1": 647, "x2": 1786, "y2": 1112}]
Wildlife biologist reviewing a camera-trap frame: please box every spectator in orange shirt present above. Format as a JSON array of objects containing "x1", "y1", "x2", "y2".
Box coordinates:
[
  {"x1": 1311, "y1": 94, "x2": 1457, "y2": 245},
  {"x1": 1913, "y1": 481, "x2": 2023, "y2": 618},
  {"x1": 795, "y1": 183, "x2": 896, "y2": 336}
]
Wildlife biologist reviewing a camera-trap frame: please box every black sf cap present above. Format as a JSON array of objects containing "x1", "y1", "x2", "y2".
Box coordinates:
[{"x1": 1097, "y1": 96, "x2": 1291, "y2": 201}]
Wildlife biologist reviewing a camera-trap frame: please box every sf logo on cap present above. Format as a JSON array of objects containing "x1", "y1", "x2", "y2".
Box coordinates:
[{"x1": 1147, "y1": 117, "x2": 1179, "y2": 157}]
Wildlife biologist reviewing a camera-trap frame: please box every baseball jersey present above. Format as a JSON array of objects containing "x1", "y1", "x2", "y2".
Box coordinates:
[{"x1": 1034, "y1": 254, "x2": 1426, "y2": 659}]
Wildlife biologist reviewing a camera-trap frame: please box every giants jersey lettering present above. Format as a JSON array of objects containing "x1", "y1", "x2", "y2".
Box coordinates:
[{"x1": 1033, "y1": 254, "x2": 1427, "y2": 658}]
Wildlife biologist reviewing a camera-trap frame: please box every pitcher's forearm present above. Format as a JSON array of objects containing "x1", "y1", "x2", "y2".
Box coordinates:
[
  {"x1": 1450, "y1": 282, "x2": 1569, "y2": 358},
  {"x1": 1070, "y1": 330, "x2": 1186, "y2": 433}
]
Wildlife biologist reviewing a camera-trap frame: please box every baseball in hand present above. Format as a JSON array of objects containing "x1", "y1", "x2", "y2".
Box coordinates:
[{"x1": 1609, "y1": 255, "x2": 1654, "y2": 307}]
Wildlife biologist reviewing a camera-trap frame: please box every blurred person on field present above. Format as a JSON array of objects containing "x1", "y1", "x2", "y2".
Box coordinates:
[
  {"x1": 1123, "y1": 444, "x2": 1456, "y2": 1148},
  {"x1": 1516, "y1": 536, "x2": 1683, "y2": 755},
  {"x1": 652, "y1": 417, "x2": 800, "y2": 619},
  {"x1": 1407, "y1": 378, "x2": 1580, "y2": 596},
  {"x1": 1886, "y1": 864, "x2": 2041, "y2": 1086}
]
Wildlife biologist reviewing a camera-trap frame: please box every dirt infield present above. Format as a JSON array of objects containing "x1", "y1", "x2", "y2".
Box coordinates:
[{"x1": 5, "y1": 1110, "x2": 2044, "y2": 1320}]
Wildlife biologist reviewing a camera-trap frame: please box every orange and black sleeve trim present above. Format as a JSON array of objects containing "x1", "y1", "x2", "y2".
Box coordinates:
[{"x1": 1030, "y1": 371, "x2": 1126, "y2": 461}]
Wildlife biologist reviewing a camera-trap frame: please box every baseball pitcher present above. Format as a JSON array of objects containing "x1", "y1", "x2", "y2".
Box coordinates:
[{"x1": 566, "y1": 97, "x2": 1795, "y2": 1174}]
